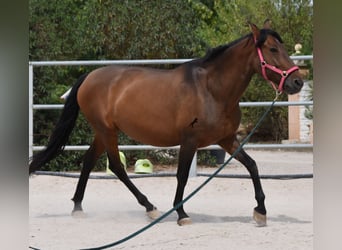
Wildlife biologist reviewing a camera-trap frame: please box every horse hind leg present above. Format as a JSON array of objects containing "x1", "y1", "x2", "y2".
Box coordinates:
[
  {"x1": 105, "y1": 132, "x2": 159, "y2": 220},
  {"x1": 107, "y1": 153, "x2": 159, "y2": 219},
  {"x1": 219, "y1": 137, "x2": 267, "y2": 227},
  {"x1": 71, "y1": 135, "x2": 105, "y2": 217}
]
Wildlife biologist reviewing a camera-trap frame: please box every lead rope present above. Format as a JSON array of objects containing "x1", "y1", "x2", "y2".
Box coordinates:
[{"x1": 30, "y1": 93, "x2": 280, "y2": 250}]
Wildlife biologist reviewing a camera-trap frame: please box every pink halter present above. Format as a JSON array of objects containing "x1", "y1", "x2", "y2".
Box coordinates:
[{"x1": 255, "y1": 40, "x2": 299, "y2": 93}]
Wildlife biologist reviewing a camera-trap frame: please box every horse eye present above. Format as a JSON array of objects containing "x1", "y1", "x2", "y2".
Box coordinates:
[{"x1": 270, "y1": 47, "x2": 278, "y2": 53}]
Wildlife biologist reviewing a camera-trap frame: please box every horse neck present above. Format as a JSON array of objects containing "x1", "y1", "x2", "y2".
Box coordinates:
[{"x1": 205, "y1": 37, "x2": 257, "y2": 106}]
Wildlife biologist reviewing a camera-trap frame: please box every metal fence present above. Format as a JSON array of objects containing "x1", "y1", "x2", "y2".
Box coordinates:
[{"x1": 29, "y1": 56, "x2": 313, "y2": 176}]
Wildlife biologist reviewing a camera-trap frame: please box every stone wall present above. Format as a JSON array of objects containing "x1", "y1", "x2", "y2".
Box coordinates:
[{"x1": 299, "y1": 80, "x2": 313, "y2": 143}]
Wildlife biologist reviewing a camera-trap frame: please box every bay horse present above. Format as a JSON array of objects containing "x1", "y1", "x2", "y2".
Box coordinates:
[{"x1": 29, "y1": 22, "x2": 303, "y2": 226}]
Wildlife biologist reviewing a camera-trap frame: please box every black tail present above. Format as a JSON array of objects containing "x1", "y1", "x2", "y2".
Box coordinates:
[{"x1": 29, "y1": 73, "x2": 89, "y2": 174}]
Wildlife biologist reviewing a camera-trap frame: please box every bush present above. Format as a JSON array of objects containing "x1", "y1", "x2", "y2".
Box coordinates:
[{"x1": 240, "y1": 76, "x2": 289, "y2": 142}]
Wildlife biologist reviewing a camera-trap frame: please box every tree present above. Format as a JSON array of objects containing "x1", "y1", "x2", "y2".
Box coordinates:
[
  {"x1": 76, "y1": 0, "x2": 203, "y2": 59},
  {"x1": 190, "y1": 0, "x2": 313, "y2": 52}
]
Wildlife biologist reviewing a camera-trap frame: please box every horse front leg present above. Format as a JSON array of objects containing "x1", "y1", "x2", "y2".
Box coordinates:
[
  {"x1": 219, "y1": 137, "x2": 267, "y2": 226},
  {"x1": 174, "y1": 143, "x2": 197, "y2": 226}
]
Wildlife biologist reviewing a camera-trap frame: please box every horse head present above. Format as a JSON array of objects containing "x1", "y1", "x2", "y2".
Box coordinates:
[{"x1": 249, "y1": 20, "x2": 304, "y2": 95}]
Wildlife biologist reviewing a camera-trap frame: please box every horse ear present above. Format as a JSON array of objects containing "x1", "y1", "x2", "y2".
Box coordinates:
[
  {"x1": 263, "y1": 19, "x2": 272, "y2": 29},
  {"x1": 248, "y1": 22, "x2": 260, "y2": 42}
]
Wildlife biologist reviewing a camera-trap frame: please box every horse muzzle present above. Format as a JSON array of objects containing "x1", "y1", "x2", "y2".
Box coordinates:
[{"x1": 283, "y1": 76, "x2": 304, "y2": 95}]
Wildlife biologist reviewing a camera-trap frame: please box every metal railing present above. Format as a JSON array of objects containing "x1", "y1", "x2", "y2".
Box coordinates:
[{"x1": 29, "y1": 56, "x2": 313, "y2": 176}]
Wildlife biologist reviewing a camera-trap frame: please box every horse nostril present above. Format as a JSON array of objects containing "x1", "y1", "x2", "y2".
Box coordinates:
[{"x1": 294, "y1": 78, "x2": 304, "y2": 88}]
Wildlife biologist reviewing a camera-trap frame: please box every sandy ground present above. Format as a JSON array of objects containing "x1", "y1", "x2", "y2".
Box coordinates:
[{"x1": 29, "y1": 150, "x2": 313, "y2": 250}]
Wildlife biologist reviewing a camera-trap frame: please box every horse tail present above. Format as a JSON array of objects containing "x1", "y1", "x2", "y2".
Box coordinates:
[{"x1": 29, "y1": 73, "x2": 89, "y2": 174}]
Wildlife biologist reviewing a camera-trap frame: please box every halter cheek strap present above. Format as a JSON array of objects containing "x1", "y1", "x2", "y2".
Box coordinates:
[{"x1": 255, "y1": 41, "x2": 299, "y2": 93}]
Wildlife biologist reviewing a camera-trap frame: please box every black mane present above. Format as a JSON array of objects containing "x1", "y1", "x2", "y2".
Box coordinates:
[
  {"x1": 201, "y1": 34, "x2": 252, "y2": 63},
  {"x1": 182, "y1": 29, "x2": 284, "y2": 84},
  {"x1": 194, "y1": 29, "x2": 283, "y2": 65}
]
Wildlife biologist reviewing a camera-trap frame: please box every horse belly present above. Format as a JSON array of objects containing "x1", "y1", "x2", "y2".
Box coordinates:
[
  {"x1": 117, "y1": 119, "x2": 180, "y2": 147},
  {"x1": 113, "y1": 93, "x2": 181, "y2": 146}
]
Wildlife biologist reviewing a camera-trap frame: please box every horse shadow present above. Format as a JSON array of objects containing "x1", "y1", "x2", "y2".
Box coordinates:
[
  {"x1": 32, "y1": 209, "x2": 311, "y2": 225},
  {"x1": 158, "y1": 211, "x2": 312, "y2": 225}
]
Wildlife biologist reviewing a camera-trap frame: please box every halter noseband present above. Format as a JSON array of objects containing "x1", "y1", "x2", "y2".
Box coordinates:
[{"x1": 255, "y1": 38, "x2": 299, "y2": 93}]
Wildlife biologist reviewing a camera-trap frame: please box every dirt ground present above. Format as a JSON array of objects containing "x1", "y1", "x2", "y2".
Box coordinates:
[{"x1": 29, "y1": 150, "x2": 313, "y2": 250}]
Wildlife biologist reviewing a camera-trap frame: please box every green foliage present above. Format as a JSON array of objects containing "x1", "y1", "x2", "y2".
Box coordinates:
[
  {"x1": 78, "y1": 0, "x2": 203, "y2": 59},
  {"x1": 191, "y1": 0, "x2": 313, "y2": 52},
  {"x1": 239, "y1": 75, "x2": 290, "y2": 142},
  {"x1": 197, "y1": 151, "x2": 221, "y2": 166}
]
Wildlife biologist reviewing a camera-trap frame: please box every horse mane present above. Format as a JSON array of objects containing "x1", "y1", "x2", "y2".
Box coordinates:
[
  {"x1": 182, "y1": 29, "x2": 283, "y2": 84},
  {"x1": 195, "y1": 29, "x2": 283, "y2": 65},
  {"x1": 201, "y1": 34, "x2": 251, "y2": 63}
]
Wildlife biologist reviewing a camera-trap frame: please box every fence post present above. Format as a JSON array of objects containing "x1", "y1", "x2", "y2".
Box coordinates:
[{"x1": 189, "y1": 152, "x2": 197, "y2": 177}]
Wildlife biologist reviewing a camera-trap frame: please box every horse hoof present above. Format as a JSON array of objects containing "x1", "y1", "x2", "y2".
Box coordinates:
[
  {"x1": 253, "y1": 210, "x2": 267, "y2": 227},
  {"x1": 177, "y1": 217, "x2": 192, "y2": 226},
  {"x1": 147, "y1": 209, "x2": 160, "y2": 220},
  {"x1": 71, "y1": 210, "x2": 87, "y2": 218}
]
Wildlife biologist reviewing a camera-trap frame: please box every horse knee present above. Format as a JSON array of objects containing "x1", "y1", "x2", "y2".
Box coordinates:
[
  {"x1": 237, "y1": 153, "x2": 259, "y2": 176},
  {"x1": 247, "y1": 162, "x2": 259, "y2": 176}
]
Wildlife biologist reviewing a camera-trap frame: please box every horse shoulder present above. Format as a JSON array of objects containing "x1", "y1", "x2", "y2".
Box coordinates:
[{"x1": 182, "y1": 64, "x2": 208, "y2": 86}]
